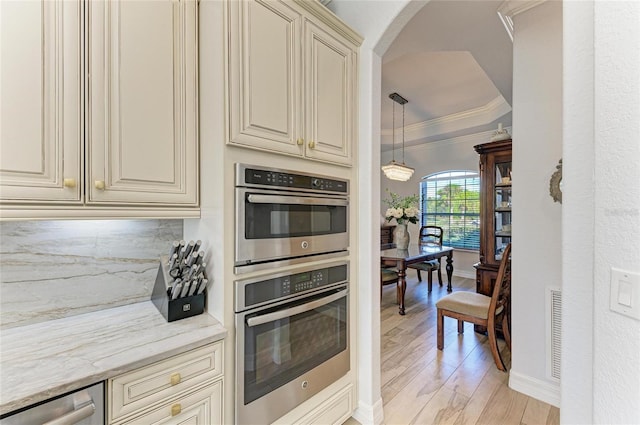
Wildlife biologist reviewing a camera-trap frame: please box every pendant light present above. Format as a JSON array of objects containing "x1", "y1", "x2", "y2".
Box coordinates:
[{"x1": 382, "y1": 92, "x2": 415, "y2": 181}]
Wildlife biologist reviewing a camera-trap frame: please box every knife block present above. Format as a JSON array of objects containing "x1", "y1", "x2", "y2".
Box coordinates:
[{"x1": 151, "y1": 256, "x2": 206, "y2": 322}]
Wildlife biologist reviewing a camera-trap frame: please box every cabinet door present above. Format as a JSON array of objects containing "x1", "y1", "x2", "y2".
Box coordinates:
[
  {"x1": 0, "y1": 0, "x2": 82, "y2": 203},
  {"x1": 227, "y1": 0, "x2": 302, "y2": 156},
  {"x1": 303, "y1": 19, "x2": 355, "y2": 166},
  {"x1": 88, "y1": 0, "x2": 198, "y2": 206}
]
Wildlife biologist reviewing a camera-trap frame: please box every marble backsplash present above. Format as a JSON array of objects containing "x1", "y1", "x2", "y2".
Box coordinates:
[{"x1": 0, "y1": 220, "x2": 182, "y2": 329}]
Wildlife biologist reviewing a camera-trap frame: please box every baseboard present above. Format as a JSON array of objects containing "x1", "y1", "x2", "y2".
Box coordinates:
[
  {"x1": 509, "y1": 370, "x2": 560, "y2": 407},
  {"x1": 352, "y1": 397, "x2": 384, "y2": 425},
  {"x1": 453, "y1": 270, "x2": 476, "y2": 279}
]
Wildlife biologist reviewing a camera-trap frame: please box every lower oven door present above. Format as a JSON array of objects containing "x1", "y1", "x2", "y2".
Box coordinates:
[{"x1": 236, "y1": 286, "x2": 349, "y2": 425}]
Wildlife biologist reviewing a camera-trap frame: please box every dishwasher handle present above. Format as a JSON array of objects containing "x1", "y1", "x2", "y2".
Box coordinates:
[{"x1": 42, "y1": 401, "x2": 96, "y2": 425}]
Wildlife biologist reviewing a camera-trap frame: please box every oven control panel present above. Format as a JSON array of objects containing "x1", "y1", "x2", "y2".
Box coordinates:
[
  {"x1": 235, "y1": 262, "x2": 348, "y2": 312},
  {"x1": 236, "y1": 163, "x2": 348, "y2": 194}
]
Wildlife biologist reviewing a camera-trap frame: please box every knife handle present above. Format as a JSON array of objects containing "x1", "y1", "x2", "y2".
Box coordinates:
[
  {"x1": 171, "y1": 283, "x2": 183, "y2": 300},
  {"x1": 193, "y1": 240, "x2": 202, "y2": 253},
  {"x1": 197, "y1": 279, "x2": 208, "y2": 295},
  {"x1": 180, "y1": 281, "x2": 191, "y2": 298},
  {"x1": 188, "y1": 280, "x2": 198, "y2": 296},
  {"x1": 168, "y1": 241, "x2": 180, "y2": 259},
  {"x1": 194, "y1": 251, "x2": 205, "y2": 266},
  {"x1": 184, "y1": 240, "x2": 195, "y2": 259},
  {"x1": 168, "y1": 253, "x2": 178, "y2": 270}
]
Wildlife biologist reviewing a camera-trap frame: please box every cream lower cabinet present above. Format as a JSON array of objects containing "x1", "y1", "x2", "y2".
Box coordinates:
[
  {"x1": 292, "y1": 384, "x2": 354, "y2": 425},
  {"x1": 227, "y1": 0, "x2": 361, "y2": 166},
  {"x1": 0, "y1": 0, "x2": 198, "y2": 218},
  {"x1": 108, "y1": 342, "x2": 223, "y2": 425}
]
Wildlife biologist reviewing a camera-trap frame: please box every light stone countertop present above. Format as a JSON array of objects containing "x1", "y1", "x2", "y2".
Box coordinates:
[{"x1": 0, "y1": 301, "x2": 227, "y2": 416}]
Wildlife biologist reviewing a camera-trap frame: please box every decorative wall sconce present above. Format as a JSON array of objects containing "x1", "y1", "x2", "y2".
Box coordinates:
[{"x1": 549, "y1": 159, "x2": 562, "y2": 203}]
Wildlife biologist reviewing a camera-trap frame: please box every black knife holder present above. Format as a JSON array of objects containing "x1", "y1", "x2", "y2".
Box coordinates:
[{"x1": 151, "y1": 256, "x2": 206, "y2": 322}]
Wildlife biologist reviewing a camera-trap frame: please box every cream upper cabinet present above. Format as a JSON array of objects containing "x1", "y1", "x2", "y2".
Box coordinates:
[
  {"x1": 303, "y1": 18, "x2": 355, "y2": 165},
  {"x1": 88, "y1": 0, "x2": 198, "y2": 206},
  {"x1": 227, "y1": 0, "x2": 361, "y2": 166},
  {"x1": 227, "y1": 0, "x2": 302, "y2": 156},
  {"x1": 0, "y1": 0, "x2": 82, "y2": 203},
  {"x1": 0, "y1": 0, "x2": 199, "y2": 218}
]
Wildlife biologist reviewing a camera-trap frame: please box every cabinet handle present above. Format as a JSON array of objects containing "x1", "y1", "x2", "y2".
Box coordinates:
[
  {"x1": 171, "y1": 404, "x2": 182, "y2": 416},
  {"x1": 63, "y1": 178, "x2": 76, "y2": 188},
  {"x1": 296, "y1": 138, "x2": 304, "y2": 146},
  {"x1": 308, "y1": 140, "x2": 316, "y2": 149},
  {"x1": 170, "y1": 373, "x2": 181, "y2": 386},
  {"x1": 94, "y1": 180, "x2": 105, "y2": 190}
]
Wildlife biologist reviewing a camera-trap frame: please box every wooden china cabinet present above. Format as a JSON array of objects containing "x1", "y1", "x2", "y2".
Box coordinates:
[{"x1": 473, "y1": 139, "x2": 512, "y2": 333}]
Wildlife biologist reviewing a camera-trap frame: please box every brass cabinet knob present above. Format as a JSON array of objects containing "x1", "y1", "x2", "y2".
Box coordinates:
[
  {"x1": 171, "y1": 404, "x2": 182, "y2": 416},
  {"x1": 94, "y1": 180, "x2": 105, "y2": 190},
  {"x1": 63, "y1": 178, "x2": 76, "y2": 188},
  {"x1": 170, "y1": 373, "x2": 181, "y2": 386},
  {"x1": 296, "y1": 138, "x2": 304, "y2": 146},
  {"x1": 308, "y1": 140, "x2": 316, "y2": 149}
]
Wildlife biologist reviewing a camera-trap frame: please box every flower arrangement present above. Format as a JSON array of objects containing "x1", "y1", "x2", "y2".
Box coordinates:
[{"x1": 383, "y1": 191, "x2": 420, "y2": 225}]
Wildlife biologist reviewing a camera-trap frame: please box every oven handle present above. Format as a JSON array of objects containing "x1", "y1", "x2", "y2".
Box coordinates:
[
  {"x1": 246, "y1": 289, "x2": 347, "y2": 327},
  {"x1": 246, "y1": 194, "x2": 348, "y2": 207}
]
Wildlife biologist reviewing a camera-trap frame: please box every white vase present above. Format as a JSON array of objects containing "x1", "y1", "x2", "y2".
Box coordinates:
[{"x1": 394, "y1": 224, "x2": 410, "y2": 250}]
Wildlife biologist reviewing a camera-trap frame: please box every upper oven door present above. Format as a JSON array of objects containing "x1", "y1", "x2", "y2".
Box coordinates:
[{"x1": 235, "y1": 188, "x2": 349, "y2": 265}]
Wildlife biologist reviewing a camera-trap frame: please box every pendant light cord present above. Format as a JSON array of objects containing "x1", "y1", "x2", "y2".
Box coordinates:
[
  {"x1": 402, "y1": 102, "x2": 405, "y2": 164},
  {"x1": 391, "y1": 101, "x2": 396, "y2": 162}
]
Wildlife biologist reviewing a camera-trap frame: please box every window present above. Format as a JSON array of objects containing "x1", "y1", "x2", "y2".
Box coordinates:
[{"x1": 420, "y1": 171, "x2": 480, "y2": 250}]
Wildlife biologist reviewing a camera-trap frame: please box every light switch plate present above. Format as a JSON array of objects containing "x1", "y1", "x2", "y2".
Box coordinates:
[{"x1": 610, "y1": 267, "x2": 640, "y2": 320}]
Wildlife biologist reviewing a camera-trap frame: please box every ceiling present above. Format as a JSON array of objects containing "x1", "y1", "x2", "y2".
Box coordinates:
[{"x1": 380, "y1": 0, "x2": 513, "y2": 151}]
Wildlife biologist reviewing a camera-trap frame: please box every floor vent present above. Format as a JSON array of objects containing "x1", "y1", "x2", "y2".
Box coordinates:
[{"x1": 547, "y1": 287, "x2": 562, "y2": 381}]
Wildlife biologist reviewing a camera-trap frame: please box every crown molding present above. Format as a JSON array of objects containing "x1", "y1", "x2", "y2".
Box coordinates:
[
  {"x1": 497, "y1": 0, "x2": 548, "y2": 41},
  {"x1": 381, "y1": 96, "x2": 512, "y2": 144},
  {"x1": 404, "y1": 128, "x2": 506, "y2": 152}
]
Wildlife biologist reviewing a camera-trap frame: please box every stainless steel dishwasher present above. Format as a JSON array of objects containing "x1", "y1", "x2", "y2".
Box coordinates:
[{"x1": 0, "y1": 382, "x2": 104, "y2": 425}]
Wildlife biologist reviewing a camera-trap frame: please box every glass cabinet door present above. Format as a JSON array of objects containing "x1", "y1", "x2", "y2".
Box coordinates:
[{"x1": 494, "y1": 161, "x2": 512, "y2": 260}]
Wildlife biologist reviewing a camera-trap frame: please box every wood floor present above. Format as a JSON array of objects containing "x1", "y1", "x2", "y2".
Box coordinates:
[{"x1": 351, "y1": 274, "x2": 559, "y2": 425}]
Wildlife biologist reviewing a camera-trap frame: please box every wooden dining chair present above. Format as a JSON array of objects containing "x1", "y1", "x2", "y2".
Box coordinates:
[
  {"x1": 407, "y1": 225, "x2": 443, "y2": 292},
  {"x1": 435, "y1": 243, "x2": 512, "y2": 371},
  {"x1": 381, "y1": 268, "x2": 399, "y2": 303}
]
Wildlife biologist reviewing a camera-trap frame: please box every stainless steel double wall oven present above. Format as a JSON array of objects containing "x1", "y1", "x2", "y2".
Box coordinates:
[{"x1": 234, "y1": 164, "x2": 350, "y2": 424}]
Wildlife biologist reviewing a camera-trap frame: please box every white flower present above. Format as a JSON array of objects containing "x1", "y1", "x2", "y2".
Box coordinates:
[
  {"x1": 391, "y1": 208, "x2": 403, "y2": 219},
  {"x1": 385, "y1": 208, "x2": 395, "y2": 219},
  {"x1": 405, "y1": 207, "x2": 420, "y2": 218}
]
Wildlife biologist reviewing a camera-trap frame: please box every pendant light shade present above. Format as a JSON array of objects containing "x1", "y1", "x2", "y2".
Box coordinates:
[
  {"x1": 382, "y1": 160, "x2": 415, "y2": 181},
  {"x1": 382, "y1": 92, "x2": 414, "y2": 181}
]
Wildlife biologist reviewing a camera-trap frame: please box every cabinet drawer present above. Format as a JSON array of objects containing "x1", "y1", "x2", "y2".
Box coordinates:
[
  {"x1": 109, "y1": 342, "x2": 223, "y2": 422},
  {"x1": 295, "y1": 384, "x2": 353, "y2": 425},
  {"x1": 120, "y1": 379, "x2": 222, "y2": 425}
]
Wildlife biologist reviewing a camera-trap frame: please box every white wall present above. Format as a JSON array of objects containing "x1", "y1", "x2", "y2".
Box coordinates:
[
  {"x1": 508, "y1": 1, "x2": 563, "y2": 406},
  {"x1": 380, "y1": 130, "x2": 498, "y2": 278},
  {"x1": 563, "y1": 2, "x2": 640, "y2": 423},
  {"x1": 334, "y1": 2, "x2": 640, "y2": 424},
  {"x1": 561, "y1": 1, "x2": 595, "y2": 421},
  {"x1": 328, "y1": 1, "x2": 425, "y2": 423},
  {"x1": 592, "y1": 2, "x2": 640, "y2": 422}
]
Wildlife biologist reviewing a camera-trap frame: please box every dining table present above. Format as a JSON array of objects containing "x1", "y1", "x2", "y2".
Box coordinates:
[{"x1": 381, "y1": 244, "x2": 454, "y2": 315}]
